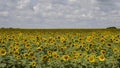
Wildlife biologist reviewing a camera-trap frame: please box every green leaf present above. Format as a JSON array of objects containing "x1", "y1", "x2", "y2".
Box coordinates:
[
  {"x1": 20, "y1": 59, "x2": 26, "y2": 65},
  {"x1": 37, "y1": 64, "x2": 42, "y2": 68},
  {"x1": 12, "y1": 65, "x2": 16, "y2": 68},
  {"x1": 0, "y1": 63, "x2": 6, "y2": 68},
  {"x1": 0, "y1": 57, "x2": 3, "y2": 62}
]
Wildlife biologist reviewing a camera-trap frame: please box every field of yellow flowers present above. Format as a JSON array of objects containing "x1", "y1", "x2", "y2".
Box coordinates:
[{"x1": 0, "y1": 29, "x2": 120, "y2": 68}]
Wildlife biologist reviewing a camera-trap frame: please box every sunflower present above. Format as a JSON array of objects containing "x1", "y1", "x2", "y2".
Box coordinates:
[
  {"x1": 52, "y1": 51, "x2": 59, "y2": 58},
  {"x1": 32, "y1": 56, "x2": 37, "y2": 61},
  {"x1": 41, "y1": 55, "x2": 48, "y2": 62},
  {"x1": 36, "y1": 42, "x2": 40, "y2": 46},
  {"x1": 36, "y1": 46, "x2": 42, "y2": 51},
  {"x1": 100, "y1": 38, "x2": 105, "y2": 43},
  {"x1": 25, "y1": 43, "x2": 31, "y2": 49},
  {"x1": 100, "y1": 50, "x2": 106, "y2": 55},
  {"x1": 113, "y1": 47, "x2": 119, "y2": 54},
  {"x1": 79, "y1": 53, "x2": 83, "y2": 57},
  {"x1": 73, "y1": 55, "x2": 79, "y2": 59},
  {"x1": 0, "y1": 48, "x2": 7, "y2": 56},
  {"x1": 87, "y1": 55, "x2": 96, "y2": 63},
  {"x1": 24, "y1": 39, "x2": 28, "y2": 42},
  {"x1": 81, "y1": 40, "x2": 86, "y2": 45},
  {"x1": 24, "y1": 53, "x2": 29, "y2": 59},
  {"x1": 106, "y1": 43, "x2": 111, "y2": 48},
  {"x1": 31, "y1": 61, "x2": 37, "y2": 67},
  {"x1": 14, "y1": 50, "x2": 19, "y2": 55},
  {"x1": 98, "y1": 55, "x2": 105, "y2": 62},
  {"x1": 61, "y1": 55, "x2": 70, "y2": 61},
  {"x1": 9, "y1": 45, "x2": 13, "y2": 49},
  {"x1": 86, "y1": 36, "x2": 93, "y2": 42},
  {"x1": 8, "y1": 51, "x2": 13, "y2": 55},
  {"x1": 60, "y1": 46, "x2": 67, "y2": 51},
  {"x1": 29, "y1": 52, "x2": 34, "y2": 57},
  {"x1": 85, "y1": 46, "x2": 90, "y2": 51},
  {"x1": 113, "y1": 38, "x2": 120, "y2": 44},
  {"x1": 15, "y1": 55, "x2": 21, "y2": 60},
  {"x1": 47, "y1": 50, "x2": 52, "y2": 56},
  {"x1": 72, "y1": 51, "x2": 80, "y2": 57},
  {"x1": 14, "y1": 45, "x2": 19, "y2": 50}
]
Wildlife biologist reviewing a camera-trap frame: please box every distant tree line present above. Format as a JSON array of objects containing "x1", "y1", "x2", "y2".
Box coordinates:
[
  {"x1": 0, "y1": 26, "x2": 118, "y2": 29},
  {"x1": 106, "y1": 26, "x2": 117, "y2": 29}
]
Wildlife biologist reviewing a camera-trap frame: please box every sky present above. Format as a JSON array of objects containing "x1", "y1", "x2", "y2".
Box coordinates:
[{"x1": 0, "y1": 0, "x2": 120, "y2": 28}]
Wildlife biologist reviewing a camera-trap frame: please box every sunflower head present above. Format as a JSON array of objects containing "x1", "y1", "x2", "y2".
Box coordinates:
[
  {"x1": 36, "y1": 47, "x2": 42, "y2": 51},
  {"x1": 86, "y1": 36, "x2": 92, "y2": 42},
  {"x1": 24, "y1": 53, "x2": 29, "y2": 59},
  {"x1": 98, "y1": 55, "x2": 105, "y2": 62},
  {"x1": 106, "y1": 43, "x2": 111, "y2": 48},
  {"x1": 47, "y1": 50, "x2": 52, "y2": 56},
  {"x1": 61, "y1": 55, "x2": 70, "y2": 61},
  {"x1": 113, "y1": 38, "x2": 120, "y2": 44},
  {"x1": 15, "y1": 55, "x2": 21, "y2": 60},
  {"x1": 41, "y1": 55, "x2": 48, "y2": 62},
  {"x1": 100, "y1": 50, "x2": 106, "y2": 55},
  {"x1": 32, "y1": 56, "x2": 37, "y2": 61},
  {"x1": 31, "y1": 61, "x2": 37, "y2": 67},
  {"x1": 52, "y1": 51, "x2": 59, "y2": 58},
  {"x1": 113, "y1": 47, "x2": 119, "y2": 54},
  {"x1": 13, "y1": 48, "x2": 19, "y2": 55},
  {"x1": 29, "y1": 52, "x2": 34, "y2": 57},
  {"x1": 25, "y1": 43, "x2": 31, "y2": 49},
  {"x1": 87, "y1": 55, "x2": 96, "y2": 63},
  {"x1": 0, "y1": 48, "x2": 7, "y2": 56}
]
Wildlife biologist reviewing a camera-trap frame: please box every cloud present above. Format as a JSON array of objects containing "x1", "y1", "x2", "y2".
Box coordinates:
[
  {"x1": 0, "y1": 0, "x2": 120, "y2": 28},
  {"x1": 16, "y1": 0, "x2": 31, "y2": 9},
  {"x1": 0, "y1": 11, "x2": 9, "y2": 16}
]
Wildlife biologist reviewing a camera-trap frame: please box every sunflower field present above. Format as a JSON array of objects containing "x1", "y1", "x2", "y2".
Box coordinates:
[{"x1": 0, "y1": 29, "x2": 120, "y2": 68}]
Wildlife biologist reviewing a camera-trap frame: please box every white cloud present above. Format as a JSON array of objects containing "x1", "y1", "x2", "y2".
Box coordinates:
[{"x1": 16, "y1": 0, "x2": 31, "y2": 9}]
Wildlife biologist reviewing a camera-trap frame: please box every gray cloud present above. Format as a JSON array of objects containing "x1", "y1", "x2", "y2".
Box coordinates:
[{"x1": 0, "y1": 0, "x2": 120, "y2": 28}]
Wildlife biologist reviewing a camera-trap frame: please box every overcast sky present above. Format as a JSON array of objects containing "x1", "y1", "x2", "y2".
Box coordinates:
[{"x1": 0, "y1": 0, "x2": 120, "y2": 28}]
